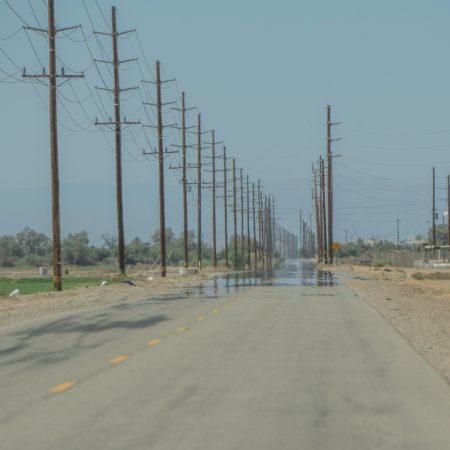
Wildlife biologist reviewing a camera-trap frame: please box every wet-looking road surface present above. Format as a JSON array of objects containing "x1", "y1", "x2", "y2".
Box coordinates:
[{"x1": 1, "y1": 261, "x2": 450, "y2": 450}]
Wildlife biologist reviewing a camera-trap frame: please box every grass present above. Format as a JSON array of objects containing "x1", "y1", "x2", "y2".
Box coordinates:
[
  {"x1": 372, "y1": 260, "x2": 392, "y2": 268},
  {"x1": 412, "y1": 272, "x2": 450, "y2": 281},
  {"x1": 0, "y1": 276, "x2": 119, "y2": 297}
]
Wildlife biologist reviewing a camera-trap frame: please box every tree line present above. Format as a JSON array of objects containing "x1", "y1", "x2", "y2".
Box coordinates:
[{"x1": 0, "y1": 227, "x2": 252, "y2": 268}]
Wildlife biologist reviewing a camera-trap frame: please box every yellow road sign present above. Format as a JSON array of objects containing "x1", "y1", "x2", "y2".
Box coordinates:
[{"x1": 332, "y1": 242, "x2": 341, "y2": 252}]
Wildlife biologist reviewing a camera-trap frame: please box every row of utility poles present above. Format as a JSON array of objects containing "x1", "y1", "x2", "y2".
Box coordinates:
[
  {"x1": 313, "y1": 105, "x2": 341, "y2": 265},
  {"x1": 430, "y1": 166, "x2": 450, "y2": 247},
  {"x1": 299, "y1": 210, "x2": 315, "y2": 258},
  {"x1": 22, "y1": 2, "x2": 294, "y2": 290}
]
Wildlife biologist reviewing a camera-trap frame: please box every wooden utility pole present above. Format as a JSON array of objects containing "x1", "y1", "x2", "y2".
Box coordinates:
[
  {"x1": 92, "y1": 7, "x2": 140, "y2": 275},
  {"x1": 326, "y1": 106, "x2": 333, "y2": 263},
  {"x1": 180, "y1": 93, "x2": 189, "y2": 267},
  {"x1": 448, "y1": 175, "x2": 450, "y2": 246},
  {"x1": 252, "y1": 183, "x2": 258, "y2": 270},
  {"x1": 142, "y1": 62, "x2": 176, "y2": 276},
  {"x1": 299, "y1": 210, "x2": 302, "y2": 258},
  {"x1": 156, "y1": 62, "x2": 167, "y2": 276},
  {"x1": 223, "y1": 146, "x2": 229, "y2": 267},
  {"x1": 23, "y1": 0, "x2": 84, "y2": 290},
  {"x1": 272, "y1": 196, "x2": 276, "y2": 258},
  {"x1": 313, "y1": 163, "x2": 322, "y2": 262},
  {"x1": 111, "y1": 7, "x2": 125, "y2": 274},
  {"x1": 266, "y1": 196, "x2": 272, "y2": 267},
  {"x1": 211, "y1": 131, "x2": 217, "y2": 268},
  {"x1": 240, "y1": 169, "x2": 246, "y2": 268},
  {"x1": 258, "y1": 180, "x2": 263, "y2": 265},
  {"x1": 397, "y1": 219, "x2": 400, "y2": 249},
  {"x1": 246, "y1": 175, "x2": 251, "y2": 269},
  {"x1": 320, "y1": 157, "x2": 328, "y2": 263},
  {"x1": 170, "y1": 92, "x2": 196, "y2": 268},
  {"x1": 197, "y1": 114, "x2": 202, "y2": 270},
  {"x1": 433, "y1": 167, "x2": 436, "y2": 247},
  {"x1": 260, "y1": 185, "x2": 266, "y2": 268},
  {"x1": 326, "y1": 105, "x2": 341, "y2": 264},
  {"x1": 232, "y1": 159, "x2": 238, "y2": 269},
  {"x1": 48, "y1": 0, "x2": 62, "y2": 289}
]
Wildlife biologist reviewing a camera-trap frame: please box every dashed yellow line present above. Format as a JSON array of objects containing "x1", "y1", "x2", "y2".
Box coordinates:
[
  {"x1": 223, "y1": 304, "x2": 230, "y2": 309},
  {"x1": 148, "y1": 338, "x2": 161, "y2": 347},
  {"x1": 110, "y1": 355, "x2": 128, "y2": 365},
  {"x1": 176, "y1": 326, "x2": 189, "y2": 332},
  {"x1": 196, "y1": 316, "x2": 206, "y2": 321},
  {"x1": 49, "y1": 381, "x2": 75, "y2": 394},
  {"x1": 212, "y1": 309, "x2": 220, "y2": 314}
]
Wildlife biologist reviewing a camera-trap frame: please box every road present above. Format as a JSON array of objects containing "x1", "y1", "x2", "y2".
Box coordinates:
[{"x1": 1, "y1": 264, "x2": 450, "y2": 449}]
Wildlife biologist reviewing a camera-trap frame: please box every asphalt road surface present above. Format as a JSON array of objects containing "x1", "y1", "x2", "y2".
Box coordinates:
[{"x1": 1, "y1": 263, "x2": 450, "y2": 450}]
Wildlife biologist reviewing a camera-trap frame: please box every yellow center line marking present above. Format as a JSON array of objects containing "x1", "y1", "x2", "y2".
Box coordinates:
[
  {"x1": 49, "y1": 381, "x2": 75, "y2": 394},
  {"x1": 176, "y1": 326, "x2": 189, "y2": 332},
  {"x1": 110, "y1": 355, "x2": 128, "y2": 365},
  {"x1": 212, "y1": 310, "x2": 219, "y2": 314},
  {"x1": 223, "y1": 304, "x2": 230, "y2": 308},
  {"x1": 148, "y1": 338, "x2": 161, "y2": 347},
  {"x1": 196, "y1": 316, "x2": 206, "y2": 321}
]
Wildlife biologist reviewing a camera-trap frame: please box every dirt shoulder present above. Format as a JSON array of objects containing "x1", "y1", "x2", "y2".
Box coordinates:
[
  {"x1": 0, "y1": 267, "x2": 221, "y2": 328},
  {"x1": 337, "y1": 264, "x2": 450, "y2": 384}
]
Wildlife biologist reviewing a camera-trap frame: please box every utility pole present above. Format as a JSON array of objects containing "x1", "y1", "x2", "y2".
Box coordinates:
[
  {"x1": 299, "y1": 210, "x2": 302, "y2": 258},
  {"x1": 397, "y1": 219, "x2": 400, "y2": 249},
  {"x1": 320, "y1": 157, "x2": 328, "y2": 263},
  {"x1": 313, "y1": 163, "x2": 322, "y2": 262},
  {"x1": 223, "y1": 146, "x2": 229, "y2": 267},
  {"x1": 142, "y1": 61, "x2": 176, "y2": 277},
  {"x1": 156, "y1": 63, "x2": 167, "y2": 278},
  {"x1": 23, "y1": 0, "x2": 84, "y2": 291},
  {"x1": 345, "y1": 229, "x2": 348, "y2": 245},
  {"x1": 170, "y1": 93, "x2": 196, "y2": 268},
  {"x1": 92, "y1": 7, "x2": 140, "y2": 275},
  {"x1": 448, "y1": 175, "x2": 450, "y2": 246},
  {"x1": 212, "y1": 131, "x2": 217, "y2": 268},
  {"x1": 232, "y1": 159, "x2": 238, "y2": 269},
  {"x1": 326, "y1": 105, "x2": 341, "y2": 264},
  {"x1": 252, "y1": 183, "x2": 258, "y2": 270},
  {"x1": 197, "y1": 114, "x2": 202, "y2": 270},
  {"x1": 246, "y1": 175, "x2": 251, "y2": 269},
  {"x1": 181, "y1": 93, "x2": 188, "y2": 266},
  {"x1": 433, "y1": 167, "x2": 436, "y2": 247},
  {"x1": 326, "y1": 106, "x2": 332, "y2": 264},
  {"x1": 266, "y1": 196, "x2": 272, "y2": 267},
  {"x1": 240, "y1": 169, "x2": 245, "y2": 269},
  {"x1": 272, "y1": 196, "x2": 276, "y2": 259},
  {"x1": 202, "y1": 131, "x2": 223, "y2": 268},
  {"x1": 258, "y1": 180, "x2": 263, "y2": 266}
]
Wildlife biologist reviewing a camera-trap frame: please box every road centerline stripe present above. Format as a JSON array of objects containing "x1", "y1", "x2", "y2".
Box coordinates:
[
  {"x1": 49, "y1": 382, "x2": 75, "y2": 394},
  {"x1": 148, "y1": 338, "x2": 161, "y2": 347},
  {"x1": 110, "y1": 355, "x2": 128, "y2": 365}
]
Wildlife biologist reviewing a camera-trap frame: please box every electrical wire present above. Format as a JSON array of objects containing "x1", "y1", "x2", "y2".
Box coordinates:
[
  {"x1": 2, "y1": 0, "x2": 29, "y2": 26},
  {"x1": 0, "y1": 27, "x2": 23, "y2": 42}
]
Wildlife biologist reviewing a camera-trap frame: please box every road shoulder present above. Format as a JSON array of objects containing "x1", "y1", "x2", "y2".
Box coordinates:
[{"x1": 337, "y1": 264, "x2": 450, "y2": 385}]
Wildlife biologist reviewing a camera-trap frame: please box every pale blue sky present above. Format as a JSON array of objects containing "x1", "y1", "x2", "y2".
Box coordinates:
[{"x1": 1, "y1": 0, "x2": 450, "y2": 245}]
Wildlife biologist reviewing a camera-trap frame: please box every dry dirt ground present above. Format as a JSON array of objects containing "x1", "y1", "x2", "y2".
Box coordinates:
[
  {"x1": 337, "y1": 264, "x2": 450, "y2": 384},
  {"x1": 0, "y1": 266, "x2": 220, "y2": 328}
]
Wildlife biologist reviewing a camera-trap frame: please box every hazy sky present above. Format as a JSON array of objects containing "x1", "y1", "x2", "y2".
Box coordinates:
[{"x1": 1, "y1": 0, "x2": 450, "y2": 246}]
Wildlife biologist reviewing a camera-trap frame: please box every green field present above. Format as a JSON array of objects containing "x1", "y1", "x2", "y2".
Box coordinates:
[{"x1": 0, "y1": 276, "x2": 117, "y2": 297}]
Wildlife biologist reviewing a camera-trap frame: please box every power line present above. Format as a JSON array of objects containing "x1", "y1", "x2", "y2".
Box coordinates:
[{"x1": 2, "y1": 0, "x2": 29, "y2": 26}]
